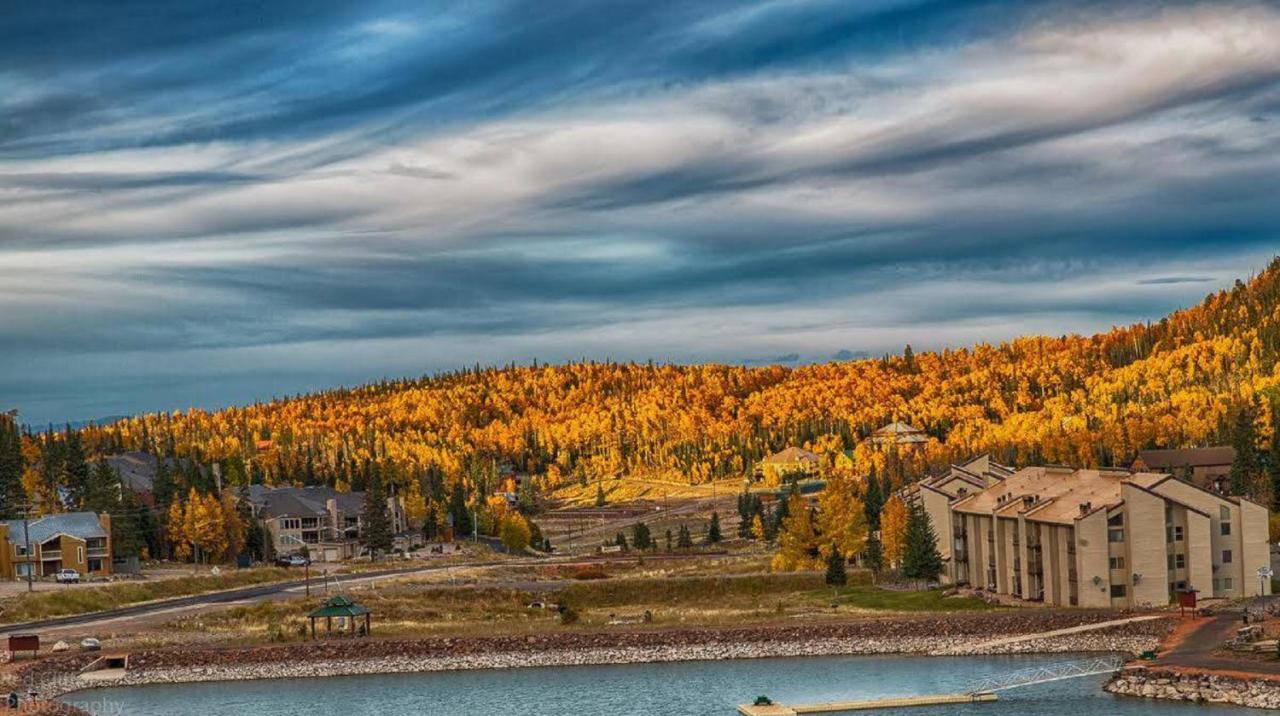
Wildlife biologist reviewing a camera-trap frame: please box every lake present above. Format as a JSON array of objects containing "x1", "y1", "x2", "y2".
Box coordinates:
[{"x1": 68, "y1": 654, "x2": 1265, "y2": 716}]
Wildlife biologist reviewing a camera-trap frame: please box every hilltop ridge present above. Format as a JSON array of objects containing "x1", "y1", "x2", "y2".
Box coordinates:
[{"x1": 60, "y1": 258, "x2": 1280, "y2": 498}]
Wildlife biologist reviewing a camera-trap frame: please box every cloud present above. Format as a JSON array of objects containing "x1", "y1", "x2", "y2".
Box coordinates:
[{"x1": 1, "y1": 0, "x2": 1279, "y2": 423}]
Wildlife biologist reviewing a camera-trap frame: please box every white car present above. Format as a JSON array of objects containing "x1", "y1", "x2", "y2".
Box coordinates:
[{"x1": 55, "y1": 568, "x2": 80, "y2": 584}]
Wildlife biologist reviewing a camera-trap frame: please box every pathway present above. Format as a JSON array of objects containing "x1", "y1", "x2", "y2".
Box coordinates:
[{"x1": 932, "y1": 614, "x2": 1166, "y2": 655}]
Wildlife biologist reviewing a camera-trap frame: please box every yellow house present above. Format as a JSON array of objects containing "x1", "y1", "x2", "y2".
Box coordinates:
[
  {"x1": 756, "y1": 447, "x2": 821, "y2": 483},
  {"x1": 0, "y1": 512, "x2": 112, "y2": 580}
]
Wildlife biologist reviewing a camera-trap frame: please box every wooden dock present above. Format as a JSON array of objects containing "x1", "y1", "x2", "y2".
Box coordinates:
[{"x1": 737, "y1": 692, "x2": 998, "y2": 715}]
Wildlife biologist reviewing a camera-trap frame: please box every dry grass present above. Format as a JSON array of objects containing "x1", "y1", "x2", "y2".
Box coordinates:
[
  {"x1": 548, "y1": 477, "x2": 740, "y2": 507},
  {"x1": 0, "y1": 568, "x2": 296, "y2": 624}
]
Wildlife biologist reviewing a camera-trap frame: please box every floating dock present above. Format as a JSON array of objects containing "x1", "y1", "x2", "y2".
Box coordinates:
[{"x1": 737, "y1": 692, "x2": 998, "y2": 715}]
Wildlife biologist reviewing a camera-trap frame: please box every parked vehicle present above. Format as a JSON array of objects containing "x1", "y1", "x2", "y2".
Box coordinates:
[
  {"x1": 276, "y1": 553, "x2": 310, "y2": 567},
  {"x1": 55, "y1": 568, "x2": 80, "y2": 584}
]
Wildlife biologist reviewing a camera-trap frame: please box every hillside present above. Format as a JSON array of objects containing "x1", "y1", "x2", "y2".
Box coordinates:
[{"x1": 40, "y1": 258, "x2": 1280, "y2": 504}]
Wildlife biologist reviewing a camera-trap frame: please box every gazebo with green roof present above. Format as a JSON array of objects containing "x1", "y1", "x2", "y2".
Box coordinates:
[{"x1": 308, "y1": 595, "x2": 372, "y2": 639}]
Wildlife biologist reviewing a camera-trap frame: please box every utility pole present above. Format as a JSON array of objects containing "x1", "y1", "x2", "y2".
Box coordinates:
[{"x1": 22, "y1": 505, "x2": 33, "y2": 593}]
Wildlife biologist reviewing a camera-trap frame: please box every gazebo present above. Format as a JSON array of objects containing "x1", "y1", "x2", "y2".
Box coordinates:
[{"x1": 308, "y1": 595, "x2": 372, "y2": 639}]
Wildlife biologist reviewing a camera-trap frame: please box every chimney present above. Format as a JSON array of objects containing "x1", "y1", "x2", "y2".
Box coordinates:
[{"x1": 1078, "y1": 501, "x2": 1092, "y2": 515}]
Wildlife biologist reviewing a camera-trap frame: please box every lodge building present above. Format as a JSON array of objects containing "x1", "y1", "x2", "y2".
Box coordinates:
[{"x1": 919, "y1": 463, "x2": 1271, "y2": 608}]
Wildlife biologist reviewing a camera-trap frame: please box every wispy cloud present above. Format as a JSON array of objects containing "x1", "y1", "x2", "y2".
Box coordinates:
[{"x1": 1, "y1": 0, "x2": 1278, "y2": 423}]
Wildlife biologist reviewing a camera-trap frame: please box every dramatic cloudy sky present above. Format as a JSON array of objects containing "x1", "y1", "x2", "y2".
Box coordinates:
[{"x1": 2, "y1": 0, "x2": 1279, "y2": 424}]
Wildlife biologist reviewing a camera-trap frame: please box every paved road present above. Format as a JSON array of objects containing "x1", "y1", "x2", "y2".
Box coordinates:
[
  {"x1": 0, "y1": 551, "x2": 738, "y2": 638},
  {"x1": 0, "y1": 561, "x2": 493, "y2": 637},
  {"x1": 1156, "y1": 599, "x2": 1280, "y2": 675}
]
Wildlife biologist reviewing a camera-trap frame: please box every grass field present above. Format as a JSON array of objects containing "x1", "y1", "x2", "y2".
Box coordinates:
[
  {"x1": 180, "y1": 567, "x2": 995, "y2": 646},
  {"x1": 813, "y1": 585, "x2": 997, "y2": 612},
  {"x1": 0, "y1": 567, "x2": 296, "y2": 624}
]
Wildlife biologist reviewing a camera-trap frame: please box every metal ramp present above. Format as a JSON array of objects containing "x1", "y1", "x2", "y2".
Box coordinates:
[{"x1": 965, "y1": 655, "x2": 1126, "y2": 694}]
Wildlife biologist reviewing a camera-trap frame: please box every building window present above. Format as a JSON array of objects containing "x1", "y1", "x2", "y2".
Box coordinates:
[
  {"x1": 1175, "y1": 554, "x2": 1185, "y2": 569},
  {"x1": 1222, "y1": 550, "x2": 1233, "y2": 564},
  {"x1": 1221, "y1": 522, "x2": 1231, "y2": 536},
  {"x1": 14, "y1": 544, "x2": 27, "y2": 556},
  {"x1": 77, "y1": 546, "x2": 84, "y2": 563},
  {"x1": 1108, "y1": 528, "x2": 1124, "y2": 543},
  {"x1": 1109, "y1": 557, "x2": 1125, "y2": 570},
  {"x1": 1223, "y1": 578, "x2": 1234, "y2": 591},
  {"x1": 281, "y1": 518, "x2": 301, "y2": 530},
  {"x1": 1220, "y1": 505, "x2": 1231, "y2": 521},
  {"x1": 1108, "y1": 513, "x2": 1124, "y2": 527},
  {"x1": 1172, "y1": 526, "x2": 1183, "y2": 542},
  {"x1": 1213, "y1": 578, "x2": 1220, "y2": 591},
  {"x1": 1110, "y1": 584, "x2": 1127, "y2": 598}
]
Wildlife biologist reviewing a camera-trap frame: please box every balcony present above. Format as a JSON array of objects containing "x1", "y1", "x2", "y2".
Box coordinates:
[
  {"x1": 40, "y1": 550, "x2": 62, "y2": 560},
  {"x1": 88, "y1": 548, "x2": 109, "y2": 558}
]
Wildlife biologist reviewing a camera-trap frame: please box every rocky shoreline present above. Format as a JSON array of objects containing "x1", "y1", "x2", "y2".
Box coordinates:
[
  {"x1": 1108, "y1": 667, "x2": 1280, "y2": 709},
  {"x1": 18, "y1": 614, "x2": 1169, "y2": 700}
]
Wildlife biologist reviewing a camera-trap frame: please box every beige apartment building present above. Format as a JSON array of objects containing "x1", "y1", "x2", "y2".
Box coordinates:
[{"x1": 920, "y1": 463, "x2": 1270, "y2": 608}]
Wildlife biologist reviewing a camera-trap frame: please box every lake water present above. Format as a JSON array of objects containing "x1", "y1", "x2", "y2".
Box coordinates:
[{"x1": 69, "y1": 654, "x2": 1267, "y2": 716}]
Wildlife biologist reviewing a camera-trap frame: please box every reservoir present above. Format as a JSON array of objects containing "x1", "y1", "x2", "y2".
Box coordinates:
[{"x1": 68, "y1": 654, "x2": 1266, "y2": 715}]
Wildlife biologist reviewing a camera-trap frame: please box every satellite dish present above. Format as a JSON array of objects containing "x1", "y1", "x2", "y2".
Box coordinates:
[{"x1": 1258, "y1": 566, "x2": 1274, "y2": 578}]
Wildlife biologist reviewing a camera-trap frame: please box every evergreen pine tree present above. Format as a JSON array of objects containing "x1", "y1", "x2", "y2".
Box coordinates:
[
  {"x1": 863, "y1": 466, "x2": 883, "y2": 531},
  {"x1": 152, "y1": 457, "x2": 176, "y2": 513},
  {"x1": 863, "y1": 533, "x2": 884, "y2": 581},
  {"x1": 1230, "y1": 403, "x2": 1263, "y2": 497},
  {"x1": 614, "y1": 531, "x2": 628, "y2": 550},
  {"x1": 677, "y1": 523, "x2": 693, "y2": 548},
  {"x1": 84, "y1": 460, "x2": 121, "y2": 513},
  {"x1": 706, "y1": 512, "x2": 722, "y2": 544},
  {"x1": 665, "y1": 528, "x2": 674, "y2": 551},
  {"x1": 63, "y1": 427, "x2": 91, "y2": 509},
  {"x1": 901, "y1": 504, "x2": 943, "y2": 585},
  {"x1": 824, "y1": 549, "x2": 847, "y2": 586},
  {"x1": 1269, "y1": 404, "x2": 1280, "y2": 511},
  {"x1": 595, "y1": 483, "x2": 606, "y2": 507},
  {"x1": 360, "y1": 475, "x2": 393, "y2": 559},
  {"x1": 631, "y1": 522, "x2": 652, "y2": 550},
  {"x1": 0, "y1": 413, "x2": 26, "y2": 519},
  {"x1": 771, "y1": 486, "x2": 792, "y2": 535},
  {"x1": 449, "y1": 482, "x2": 472, "y2": 538},
  {"x1": 517, "y1": 475, "x2": 538, "y2": 515}
]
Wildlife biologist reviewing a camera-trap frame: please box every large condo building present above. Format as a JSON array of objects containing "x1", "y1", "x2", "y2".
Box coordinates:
[{"x1": 918, "y1": 460, "x2": 1271, "y2": 608}]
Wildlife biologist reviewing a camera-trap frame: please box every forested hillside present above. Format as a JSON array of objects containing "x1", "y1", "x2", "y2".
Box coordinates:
[{"x1": 9, "y1": 258, "x2": 1280, "y2": 515}]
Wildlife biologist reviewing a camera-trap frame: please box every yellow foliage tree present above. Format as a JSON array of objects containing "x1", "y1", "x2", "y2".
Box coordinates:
[
  {"x1": 498, "y1": 512, "x2": 532, "y2": 552},
  {"x1": 167, "y1": 500, "x2": 191, "y2": 561},
  {"x1": 880, "y1": 495, "x2": 909, "y2": 567},
  {"x1": 771, "y1": 492, "x2": 820, "y2": 572},
  {"x1": 404, "y1": 480, "x2": 428, "y2": 530},
  {"x1": 817, "y1": 480, "x2": 867, "y2": 560},
  {"x1": 220, "y1": 489, "x2": 245, "y2": 562}
]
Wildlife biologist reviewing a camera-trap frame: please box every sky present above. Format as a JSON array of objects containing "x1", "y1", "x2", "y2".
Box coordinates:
[{"x1": 2, "y1": 0, "x2": 1279, "y2": 425}]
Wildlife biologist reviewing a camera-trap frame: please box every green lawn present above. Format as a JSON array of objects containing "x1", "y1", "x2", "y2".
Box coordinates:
[{"x1": 811, "y1": 585, "x2": 998, "y2": 612}]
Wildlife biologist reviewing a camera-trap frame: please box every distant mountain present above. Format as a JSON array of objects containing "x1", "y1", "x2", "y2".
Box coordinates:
[{"x1": 25, "y1": 415, "x2": 128, "y2": 432}]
